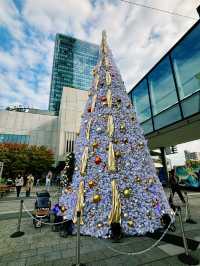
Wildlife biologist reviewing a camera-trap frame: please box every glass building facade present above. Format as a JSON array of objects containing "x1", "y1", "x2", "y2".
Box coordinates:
[
  {"x1": 129, "y1": 20, "x2": 200, "y2": 134},
  {"x1": 49, "y1": 34, "x2": 99, "y2": 113},
  {"x1": 0, "y1": 134, "x2": 30, "y2": 144}
]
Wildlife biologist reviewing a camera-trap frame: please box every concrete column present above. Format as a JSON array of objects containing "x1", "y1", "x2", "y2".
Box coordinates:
[{"x1": 160, "y1": 147, "x2": 168, "y2": 183}]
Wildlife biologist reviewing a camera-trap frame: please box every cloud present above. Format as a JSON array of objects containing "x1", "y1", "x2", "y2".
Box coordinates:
[{"x1": 0, "y1": 0, "x2": 25, "y2": 41}]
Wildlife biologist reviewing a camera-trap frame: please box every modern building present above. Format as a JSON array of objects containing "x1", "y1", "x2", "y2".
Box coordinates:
[
  {"x1": 184, "y1": 150, "x2": 200, "y2": 161},
  {"x1": 49, "y1": 34, "x2": 99, "y2": 113},
  {"x1": 128, "y1": 20, "x2": 200, "y2": 150},
  {"x1": 0, "y1": 86, "x2": 88, "y2": 163}
]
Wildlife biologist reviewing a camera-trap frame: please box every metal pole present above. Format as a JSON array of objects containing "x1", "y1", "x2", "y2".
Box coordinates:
[
  {"x1": 76, "y1": 211, "x2": 81, "y2": 265},
  {"x1": 10, "y1": 199, "x2": 25, "y2": 238},
  {"x1": 72, "y1": 211, "x2": 85, "y2": 266},
  {"x1": 178, "y1": 207, "x2": 189, "y2": 256},
  {"x1": 177, "y1": 207, "x2": 199, "y2": 265}
]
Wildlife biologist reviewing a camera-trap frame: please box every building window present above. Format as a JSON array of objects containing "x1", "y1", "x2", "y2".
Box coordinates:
[
  {"x1": 132, "y1": 79, "x2": 151, "y2": 123},
  {"x1": 171, "y1": 23, "x2": 200, "y2": 100},
  {"x1": 0, "y1": 134, "x2": 30, "y2": 144},
  {"x1": 149, "y1": 56, "x2": 178, "y2": 115}
]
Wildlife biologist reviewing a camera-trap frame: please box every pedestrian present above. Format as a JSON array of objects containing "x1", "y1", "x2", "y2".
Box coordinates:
[
  {"x1": 59, "y1": 185, "x2": 76, "y2": 237},
  {"x1": 45, "y1": 171, "x2": 52, "y2": 191},
  {"x1": 15, "y1": 174, "x2": 24, "y2": 198},
  {"x1": 26, "y1": 173, "x2": 34, "y2": 197},
  {"x1": 169, "y1": 169, "x2": 185, "y2": 207}
]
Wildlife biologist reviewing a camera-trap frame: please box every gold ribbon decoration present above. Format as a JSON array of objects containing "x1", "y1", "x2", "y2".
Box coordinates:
[
  {"x1": 107, "y1": 115, "x2": 114, "y2": 138},
  {"x1": 108, "y1": 180, "x2": 121, "y2": 224},
  {"x1": 92, "y1": 65, "x2": 98, "y2": 77},
  {"x1": 80, "y1": 146, "x2": 89, "y2": 176},
  {"x1": 94, "y1": 74, "x2": 99, "y2": 90},
  {"x1": 73, "y1": 181, "x2": 84, "y2": 225},
  {"x1": 106, "y1": 71, "x2": 112, "y2": 86},
  {"x1": 106, "y1": 89, "x2": 112, "y2": 108},
  {"x1": 86, "y1": 118, "x2": 92, "y2": 141},
  {"x1": 108, "y1": 142, "x2": 116, "y2": 172},
  {"x1": 91, "y1": 94, "x2": 97, "y2": 112}
]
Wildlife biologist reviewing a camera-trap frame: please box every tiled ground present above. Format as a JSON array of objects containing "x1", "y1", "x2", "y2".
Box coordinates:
[{"x1": 0, "y1": 188, "x2": 199, "y2": 266}]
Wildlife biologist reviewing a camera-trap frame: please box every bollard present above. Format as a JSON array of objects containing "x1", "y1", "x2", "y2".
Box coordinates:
[
  {"x1": 10, "y1": 199, "x2": 25, "y2": 238},
  {"x1": 72, "y1": 211, "x2": 86, "y2": 266},
  {"x1": 177, "y1": 207, "x2": 199, "y2": 265},
  {"x1": 184, "y1": 192, "x2": 197, "y2": 224}
]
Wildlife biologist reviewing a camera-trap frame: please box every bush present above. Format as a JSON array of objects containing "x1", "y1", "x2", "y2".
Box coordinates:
[{"x1": 0, "y1": 143, "x2": 54, "y2": 179}]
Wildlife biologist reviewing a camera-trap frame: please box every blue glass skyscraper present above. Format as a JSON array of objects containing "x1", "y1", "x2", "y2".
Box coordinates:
[{"x1": 49, "y1": 34, "x2": 99, "y2": 113}]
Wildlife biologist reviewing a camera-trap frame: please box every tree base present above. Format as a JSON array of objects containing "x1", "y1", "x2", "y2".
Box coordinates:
[
  {"x1": 10, "y1": 231, "x2": 25, "y2": 238},
  {"x1": 178, "y1": 253, "x2": 199, "y2": 265},
  {"x1": 186, "y1": 219, "x2": 197, "y2": 224}
]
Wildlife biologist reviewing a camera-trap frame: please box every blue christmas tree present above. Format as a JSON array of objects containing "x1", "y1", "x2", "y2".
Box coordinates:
[{"x1": 71, "y1": 31, "x2": 171, "y2": 238}]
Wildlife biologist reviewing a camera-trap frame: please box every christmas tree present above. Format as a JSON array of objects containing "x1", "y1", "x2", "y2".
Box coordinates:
[{"x1": 70, "y1": 31, "x2": 171, "y2": 238}]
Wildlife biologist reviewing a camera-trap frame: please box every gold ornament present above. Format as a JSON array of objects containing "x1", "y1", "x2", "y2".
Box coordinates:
[
  {"x1": 127, "y1": 220, "x2": 134, "y2": 227},
  {"x1": 97, "y1": 222, "x2": 103, "y2": 228},
  {"x1": 80, "y1": 146, "x2": 89, "y2": 176},
  {"x1": 120, "y1": 122, "x2": 126, "y2": 132},
  {"x1": 108, "y1": 142, "x2": 116, "y2": 172},
  {"x1": 113, "y1": 139, "x2": 119, "y2": 144},
  {"x1": 148, "y1": 177, "x2": 156, "y2": 185},
  {"x1": 138, "y1": 142, "x2": 144, "y2": 149},
  {"x1": 135, "y1": 176, "x2": 142, "y2": 184},
  {"x1": 61, "y1": 206, "x2": 66, "y2": 212},
  {"x1": 93, "y1": 194, "x2": 101, "y2": 203},
  {"x1": 92, "y1": 141, "x2": 99, "y2": 149},
  {"x1": 92, "y1": 66, "x2": 98, "y2": 77},
  {"x1": 123, "y1": 138, "x2": 128, "y2": 144},
  {"x1": 123, "y1": 188, "x2": 132, "y2": 198},
  {"x1": 152, "y1": 199, "x2": 159, "y2": 207},
  {"x1": 108, "y1": 180, "x2": 121, "y2": 224},
  {"x1": 115, "y1": 151, "x2": 121, "y2": 158},
  {"x1": 88, "y1": 180, "x2": 96, "y2": 189}
]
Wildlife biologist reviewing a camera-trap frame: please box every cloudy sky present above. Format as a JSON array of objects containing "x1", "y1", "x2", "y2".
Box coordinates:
[{"x1": 0, "y1": 0, "x2": 199, "y2": 164}]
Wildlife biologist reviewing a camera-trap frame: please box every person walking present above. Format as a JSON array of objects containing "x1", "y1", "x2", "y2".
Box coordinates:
[
  {"x1": 169, "y1": 169, "x2": 185, "y2": 207},
  {"x1": 45, "y1": 171, "x2": 52, "y2": 191},
  {"x1": 15, "y1": 174, "x2": 24, "y2": 198},
  {"x1": 26, "y1": 173, "x2": 34, "y2": 197}
]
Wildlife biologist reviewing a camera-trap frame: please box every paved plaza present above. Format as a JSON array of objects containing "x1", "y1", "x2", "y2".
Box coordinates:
[{"x1": 0, "y1": 187, "x2": 200, "y2": 266}]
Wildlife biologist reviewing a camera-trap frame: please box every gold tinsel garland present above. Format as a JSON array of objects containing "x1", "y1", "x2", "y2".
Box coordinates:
[
  {"x1": 91, "y1": 94, "x2": 97, "y2": 112},
  {"x1": 108, "y1": 180, "x2": 121, "y2": 224},
  {"x1": 107, "y1": 115, "x2": 114, "y2": 138},
  {"x1": 108, "y1": 142, "x2": 116, "y2": 172},
  {"x1": 80, "y1": 146, "x2": 89, "y2": 176},
  {"x1": 86, "y1": 118, "x2": 92, "y2": 141},
  {"x1": 106, "y1": 71, "x2": 112, "y2": 86},
  {"x1": 106, "y1": 89, "x2": 112, "y2": 108},
  {"x1": 94, "y1": 74, "x2": 99, "y2": 90},
  {"x1": 73, "y1": 181, "x2": 84, "y2": 225}
]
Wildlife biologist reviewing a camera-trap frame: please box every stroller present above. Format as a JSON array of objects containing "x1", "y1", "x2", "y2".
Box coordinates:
[{"x1": 33, "y1": 191, "x2": 51, "y2": 228}]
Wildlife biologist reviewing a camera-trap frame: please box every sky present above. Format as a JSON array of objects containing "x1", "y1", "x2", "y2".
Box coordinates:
[{"x1": 0, "y1": 0, "x2": 199, "y2": 164}]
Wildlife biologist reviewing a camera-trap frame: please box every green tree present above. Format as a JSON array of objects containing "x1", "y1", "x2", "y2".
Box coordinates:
[{"x1": 0, "y1": 143, "x2": 54, "y2": 179}]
